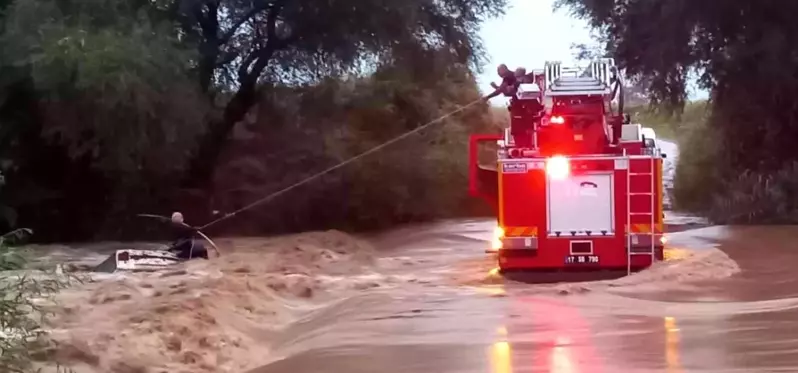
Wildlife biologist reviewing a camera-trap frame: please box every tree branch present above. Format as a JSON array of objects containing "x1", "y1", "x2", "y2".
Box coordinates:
[
  {"x1": 216, "y1": 51, "x2": 239, "y2": 66},
  {"x1": 219, "y1": 1, "x2": 271, "y2": 45},
  {"x1": 236, "y1": 0, "x2": 291, "y2": 84},
  {"x1": 195, "y1": 1, "x2": 219, "y2": 37}
]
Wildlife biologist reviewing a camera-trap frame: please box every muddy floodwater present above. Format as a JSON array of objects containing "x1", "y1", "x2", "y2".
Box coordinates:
[
  {"x1": 33, "y1": 215, "x2": 798, "y2": 373},
  {"x1": 28, "y1": 138, "x2": 798, "y2": 373},
  {"x1": 246, "y1": 220, "x2": 798, "y2": 373}
]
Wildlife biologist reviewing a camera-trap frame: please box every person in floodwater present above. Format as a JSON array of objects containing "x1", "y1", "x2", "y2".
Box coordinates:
[
  {"x1": 166, "y1": 212, "x2": 209, "y2": 260},
  {"x1": 484, "y1": 64, "x2": 519, "y2": 100}
]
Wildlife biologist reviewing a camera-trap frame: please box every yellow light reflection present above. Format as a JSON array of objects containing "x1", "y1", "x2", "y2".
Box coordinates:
[
  {"x1": 490, "y1": 226, "x2": 504, "y2": 252},
  {"x1": 491, "y1": 238, "x2": 503, "y2": 251},
  {"x1": 663, "y1": 247, "x2": 691, "y2": 261},
  {"x1": 497, "y1": 326, "x2": 508, "y2": 337},
  {"x1": 550, "y1": 345, "x2": 575, "y2": 373},
  {"x1": 490, "y1": 341, "x2": 512, "y2": 373},
  {"x1": 472, "y1": 285, "x2": 506, "y2": 297},
  {"x1": 664, "y1": 316, "x2": 683, "y2": 373}
]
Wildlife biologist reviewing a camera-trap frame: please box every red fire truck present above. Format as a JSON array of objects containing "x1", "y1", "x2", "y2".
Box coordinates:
[{"x1": 470, "y1": 59, "x2": 666, "y2": 274}]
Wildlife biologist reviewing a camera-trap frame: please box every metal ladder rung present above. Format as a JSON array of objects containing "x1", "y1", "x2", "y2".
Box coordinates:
[{"x1": 626, "y1": 154, "x2": 658, "y2": 275}]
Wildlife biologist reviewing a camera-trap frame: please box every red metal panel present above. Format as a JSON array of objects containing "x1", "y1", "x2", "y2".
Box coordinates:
[
  {"x1": 497, "y1": 158, "x2": 644, "y2": 270},
  {"x1": 499, "y1": 166, "x2": 546, "y2": 232},
  {"x1": 629, "y1": 158, "x2": 653, "y2": 173},
  {"x1": 629, "y1": 174, "x2": 653, "y2": 193},
  {"x1": 494, "y1": 155, "x2": 663, "y2": 271}
]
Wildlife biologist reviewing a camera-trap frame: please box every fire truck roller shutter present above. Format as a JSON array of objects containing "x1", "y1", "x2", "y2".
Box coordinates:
[{"x1": 547, "y1": 172, "x2": 614, "y2": 237}]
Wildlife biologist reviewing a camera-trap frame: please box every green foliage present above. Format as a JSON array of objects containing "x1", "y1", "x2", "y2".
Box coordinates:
[
  {"x1": 626, "y1": 101, "x2": 709, "y2": 140},
  {"x1": 0, "y1": 0, "x2": 508, "y2": 240},
  {"x1": 178, "y1": 0, "x2": 507, "y2": 88},
  {"x1": 211, "y1": 54, "x2": 497, "y2": 234},
  {"x1": 176, "y1": 0, "x2": 509, "y2": 185},
  {"x1": 3, "y1": 0, "x2": 208, "y2": 177},
  {"x1": 673, "y1": 116, "x2": 798, "y2": 224}
]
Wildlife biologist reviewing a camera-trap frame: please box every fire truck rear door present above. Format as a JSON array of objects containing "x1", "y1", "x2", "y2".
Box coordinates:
[{"x1": 546, "y1": 171, "x2": 614, "y2": 236}]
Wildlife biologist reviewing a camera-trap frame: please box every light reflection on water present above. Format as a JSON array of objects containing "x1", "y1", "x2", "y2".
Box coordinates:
[{"x1": 665, "y1": 316, "x2": 683, "y2": 373}]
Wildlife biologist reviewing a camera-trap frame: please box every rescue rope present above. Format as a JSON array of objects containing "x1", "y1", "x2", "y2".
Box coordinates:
[{"x1": 199, "y1": 97, "x2": 486, "y2": 230}]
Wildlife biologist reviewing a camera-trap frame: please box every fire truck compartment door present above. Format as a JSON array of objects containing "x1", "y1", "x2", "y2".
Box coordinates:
[{"x1": 547, "y1": 173, "x2": 614, "y2": 235}]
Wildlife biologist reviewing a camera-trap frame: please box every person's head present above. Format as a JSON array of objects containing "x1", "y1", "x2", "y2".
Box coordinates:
[
  {"x1": 171, "y1": 211, "x2": 184, "y2": 224},
  {"x1": 497, "y1": 64, "x2": 511, "y2": 78},
  {"x1": 515, "y1": 67, "x2": 527, "y2": 77}
]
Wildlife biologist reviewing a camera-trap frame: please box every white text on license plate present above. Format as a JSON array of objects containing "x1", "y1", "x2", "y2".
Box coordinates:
[{"x1": 565, "y1": 255, "x2": 599, "y2": 264}]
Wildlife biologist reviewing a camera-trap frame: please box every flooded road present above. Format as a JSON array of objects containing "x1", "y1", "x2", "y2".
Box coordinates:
[
  {"x1": 247, "y1": 221, "x2": 798, "y2": 373},
  {"x1": 241, "y1": 139, "x2": 798, "y2": 373},
  {"x1": 33, "y1": 138, "x2": 798, "y2": 373}
]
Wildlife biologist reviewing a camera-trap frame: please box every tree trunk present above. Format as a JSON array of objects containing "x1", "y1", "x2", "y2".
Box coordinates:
[{"x1": 183, "y1": 83, "x2": 258, "y2": 188}]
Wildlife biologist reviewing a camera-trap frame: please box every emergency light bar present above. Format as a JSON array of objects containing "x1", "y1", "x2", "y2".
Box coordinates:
[{"x1": 545, "y1": 155, "x2": 570, "y2": 179}]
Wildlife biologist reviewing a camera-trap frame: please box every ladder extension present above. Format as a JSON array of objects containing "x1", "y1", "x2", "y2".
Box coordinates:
[{"x1": 544, "y1": 59, "x2": 616, "y2": 97}]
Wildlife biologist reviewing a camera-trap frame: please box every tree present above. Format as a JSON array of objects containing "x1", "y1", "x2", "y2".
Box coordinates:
[
  {"x1": 0, "y1": 0, "x2": 510, "y2": 239},
  {"x1": 557, "y1": 1, "x2": 798, "y2": 167},
  {"x1": 557, "y1": 0, "x2": 798, "y2": 221},
  {"x1": 173, "y1": 0, "x2": 508, "y2": 186},
  {"x1": 2, "y1": 0, "x2": 208, "y2": 177},
  {"x1": 0, "y1": 0, "x2": 211, "y2": 238}
]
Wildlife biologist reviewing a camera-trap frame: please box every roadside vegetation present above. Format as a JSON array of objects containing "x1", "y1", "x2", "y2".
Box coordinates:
[
  {"x1": 0, "y1": 0, "x2": 509, "y2": 241},
  {"x1": 0, "y1": 229, "x2": 78, "y2": 373},
  {"x1": 626, "y1": 101, "x2": 708, "y2": 141},
  {"x1": 560, "y1": 0, "x2": 798, "y2": 224}
]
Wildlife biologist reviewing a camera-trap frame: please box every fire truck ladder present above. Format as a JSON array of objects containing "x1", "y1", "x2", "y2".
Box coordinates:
[
  {"x1": 544, "y1": 59, "x2": 615, "y2": 97},
  {"x1": 626, "y1": 155, "x2": 657, "y2": 275}
]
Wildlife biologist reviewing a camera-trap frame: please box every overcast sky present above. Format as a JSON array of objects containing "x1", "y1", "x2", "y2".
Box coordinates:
[{"x1": 477, "y1": 0, "x2": 707, "y2": 101}]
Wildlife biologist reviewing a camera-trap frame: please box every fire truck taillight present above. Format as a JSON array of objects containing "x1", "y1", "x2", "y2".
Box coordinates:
[
  {"x1": 550, "y1": 116, "x2": 565, "y2": 125},
  {"x1": 545, "y1": 155, "x2": 570, "y2": 179},
  {"x1": 491, "y1": 226, "x2": 504, "y2": 251}
]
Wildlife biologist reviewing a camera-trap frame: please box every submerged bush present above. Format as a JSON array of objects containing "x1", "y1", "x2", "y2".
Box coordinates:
[{"x1": 0, "y1": 229, "x2": 77, "y2": 372}]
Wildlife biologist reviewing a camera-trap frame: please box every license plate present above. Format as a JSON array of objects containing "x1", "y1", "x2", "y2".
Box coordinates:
[{"x1": 565, "y1": 255, "x2": 599, "y2": 264}]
